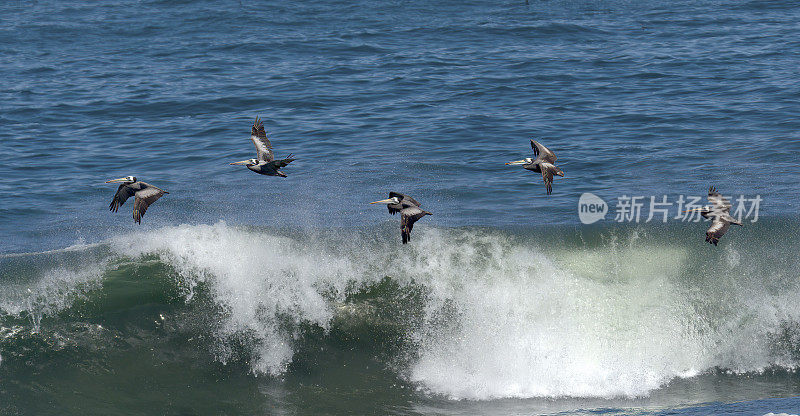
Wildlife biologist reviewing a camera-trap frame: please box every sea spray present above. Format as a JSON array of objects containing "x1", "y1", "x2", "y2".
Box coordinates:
[
  {"x1": 107, "y1": 221, "x2": 370, "y2": 375},
  {"x1": 1, "y1": 221, "x2": 799, "y2": 400}
]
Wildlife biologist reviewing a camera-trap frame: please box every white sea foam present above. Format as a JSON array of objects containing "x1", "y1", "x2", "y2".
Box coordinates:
[
  {"x1": 374, "y1": 228, "x2": 800, "y2": 399},
  {"x1": 0, "y1": 265, "x2": 104, "y2": 332},
  {"x1": 109, "y1": 221, "x2": 368, "y2": 375},
  {"x1": 404, "y1": 232, "x2": 712, "y2": 399},
  {"x1": 90, "y1": 223, "x2": 800, "y2": 397},
  {"x1": 5, "y1": 222, "x2": 800, "y2": 400}
]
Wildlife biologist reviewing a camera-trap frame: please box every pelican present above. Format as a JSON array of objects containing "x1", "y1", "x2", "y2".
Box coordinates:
[
  {"x1": 230, "y1": 116, "x2": 295, "y2": 177},
  {"x1": 106, "y1": 176, "x2": 168, "y2": 224},
  {"x1": 370, "y1": 192, "x2": 432, "y2": 244},
  {"x1": 685, "y1": 186, "x2": 742, "y2": 246},
  {"x1": 505, "y1": 139, "x2": 564, "y2": 195}
]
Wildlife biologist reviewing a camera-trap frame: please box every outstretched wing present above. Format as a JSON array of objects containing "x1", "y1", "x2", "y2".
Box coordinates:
[
  {"x1": 707, "y1": 186, "x2": 732, "y2": 213},
  {"x1": 531, "y1": 140, "x2": 557, "y2": 163},
  {"x1": 540, "y1": 162, "x2": 556, "y2": 195},
  {"x1": 400, "y1": 205, "x2": 429, "y2": 244},
  {"x1": 132, "y1": 185, "x2": 167, "y2": 224},
  {"x1": 250, "y1": 116, "x2": 274, "y2": 162},
  {"x1": 705, "y1": 218, "x2": 730, "y2": 246},
  {"x1": 269, "y1": 154, "x2": 295, "y2": 168},
  {"x1": 109, "y1": 184, "x2": 135, "y2": 212}
]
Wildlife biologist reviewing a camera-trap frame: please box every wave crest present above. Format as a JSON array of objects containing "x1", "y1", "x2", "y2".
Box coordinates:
[{"x1": 2, "y1": 221, "x2": 800, "y2": 400}]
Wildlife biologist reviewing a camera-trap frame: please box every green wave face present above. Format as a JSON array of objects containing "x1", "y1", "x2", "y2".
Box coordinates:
[{"x1": 2, "y1": 221, "x2": 800, "y2": 413}]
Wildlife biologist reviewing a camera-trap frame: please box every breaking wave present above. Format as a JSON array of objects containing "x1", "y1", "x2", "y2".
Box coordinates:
[{"x1": 2, "y1": 220, "x2": 800, "y2": 400}]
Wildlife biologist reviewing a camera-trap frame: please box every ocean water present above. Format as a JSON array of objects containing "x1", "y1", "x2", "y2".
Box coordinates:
[{"x1": 1, "y1": 0, "x2": 800, "y2": 415}]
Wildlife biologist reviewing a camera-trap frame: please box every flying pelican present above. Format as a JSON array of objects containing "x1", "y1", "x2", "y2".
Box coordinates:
[
  {"x1": 370, "y1": 192, "x2": 432, "y2": 244},
  {"x1": 505, "y1": 139, "x2": 564, "y2": 195},
  {"x1": 230, "y1": 116, "x2": 295, "y2": 177},
  {"x1": 106, "y1": 176, "x2": 168, "y2": 224},
  {"x1": 684, "y1": 186, "x2": 742, "y2": 246}
]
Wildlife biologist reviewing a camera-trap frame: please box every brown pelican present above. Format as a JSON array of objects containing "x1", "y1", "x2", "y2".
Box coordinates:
[
  {"x1": 230, "y1": 116, "x2": 295, "y2": 177},
  {"x1": 106, "y1": 176, "x2": 168, "y2": 224},
  {"x1": 505, "y1": 139, "x2": 564, "y2": 195},
  {"x1": 685, "y1": 186, "x2": 743, "y2": 246},
  {"x1": 370, "y1": 192, "x2": 432, "y2": 244}
]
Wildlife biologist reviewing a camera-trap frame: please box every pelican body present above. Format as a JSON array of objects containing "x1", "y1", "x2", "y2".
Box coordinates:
[
  {"x1": 685, "y1": 186, "x2": 742, "y2": 245},
  {"x1": 506, "y1": 140, "x2": 564, "y2": 195},
  {"x1": 106, "y1": 176, "x2": 168, "y2": 224},
  {"x1": 230, "y1": 116, "x2": 295, "y2": 177},
  {"x1": 371, "y1": 192, "x2": 432, "y2": 244}
]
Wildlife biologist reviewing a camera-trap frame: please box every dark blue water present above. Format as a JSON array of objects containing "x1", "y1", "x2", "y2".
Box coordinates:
[
  {"x1": 2, "y1": 0, "x2": 799, "y2": 252},
  {"x1": 2, "y1": 1, "x2": 800, "y2": 415}
]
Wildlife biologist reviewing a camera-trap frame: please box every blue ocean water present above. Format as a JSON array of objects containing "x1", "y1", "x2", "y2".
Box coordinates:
[
  {"x1": 2, "y1": 0, "x2": 799, "y2": 252},
  {"x1": 1, "y1": 0, "x2": 800, "y2": 415}
]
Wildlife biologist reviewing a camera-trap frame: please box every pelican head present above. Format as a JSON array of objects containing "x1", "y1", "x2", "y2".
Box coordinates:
[
  {"x1": 230, "y1": 158, "x2": 258, "y2": 166},
  {"x1": 505, "y1": 158, "x2": 533, "y2": 166},
  {"x1": 106, "y1": 176, "x2": 136, "y2": 184},
  {"x1": 370, "y1": 196, "x2": 401, "y2": 205}
]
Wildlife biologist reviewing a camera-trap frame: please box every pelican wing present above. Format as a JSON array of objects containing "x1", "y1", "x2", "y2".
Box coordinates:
[
  {"x1": 387, "y1": 203, "x2": 402, "y2": 215},
  {"x1": 540, "y1": 162, "x2": 556, "y2": 195},
  {"x1": 268, "y1": 154, "x2": 295, "y2": 168},
  {"x1": 707, "y1": 186, "x2": 732, "y2": 213},
  {"x1": 531, "y1": 140, "x2": 557, "y2": 163},
  {"x1": 400, "y1": 205, "x2": 429, "y2": 244},
  {"x1": 705, "y1": 218, "x2": 731, "y2": 246},
  {"x1": 251, "y1": 116, "x2": 274, "y2": 162},
  {"x1": 387, "y1": 192, "x2": 421, "y2": 215},
  {"x1": 109, "y1": 184, "x2": 136, "y2": 212},
  {"x1": 389, "y1": 192, "x2": 422, "y2": 207},
  {"x1": 132, "y1": 184, "x2": 167, "y2": 224}
]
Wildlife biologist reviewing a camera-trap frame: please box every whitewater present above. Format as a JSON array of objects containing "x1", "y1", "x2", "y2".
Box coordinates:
[{"x1": 3, "y1": 221, "x2": 800, "y2": 407}]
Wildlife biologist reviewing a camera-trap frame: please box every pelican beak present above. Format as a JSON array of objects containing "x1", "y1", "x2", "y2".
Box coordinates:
[
  {"x1": 105, "y1": 177, "x2": 128, "y2": 183},
  {"x1": 370, "y1": 198, "x2": 394, "y2": 204},
  {"x1": 505, "y1": 160, "x2": 526, "y2": 165},
  {"x1": 230, "y1": 160, "x2": 249, "y2": 165}
]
